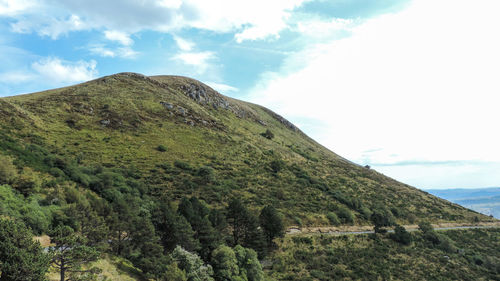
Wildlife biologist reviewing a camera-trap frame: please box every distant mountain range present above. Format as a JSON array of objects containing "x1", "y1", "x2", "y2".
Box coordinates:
[{"x1": 427, "y1": 187, "x2": 500, "y2": 219}]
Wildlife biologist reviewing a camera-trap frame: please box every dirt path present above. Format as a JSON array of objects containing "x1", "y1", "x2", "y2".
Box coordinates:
[{"x1": 286, "y1": 221, "x2": 500, "y2": 236}]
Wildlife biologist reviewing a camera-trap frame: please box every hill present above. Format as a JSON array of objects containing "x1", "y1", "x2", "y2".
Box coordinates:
[
  {"x1": 0, "y1": 72, "x2": 488, "y2": 225},
  {"x1": 1, "y1": 72, "x2": 498, "y2": 280},
  {"x1": 428, "y1": 188, "x2": 500, "y2": 219}
]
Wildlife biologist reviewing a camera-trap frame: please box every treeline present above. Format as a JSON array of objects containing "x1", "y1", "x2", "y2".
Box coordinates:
[{"x1": 0, "y1": 152, "x2": 285, "y2": 280}]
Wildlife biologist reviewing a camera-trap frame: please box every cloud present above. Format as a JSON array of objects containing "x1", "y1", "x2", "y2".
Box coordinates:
[
  {"x1": 249, "y1": 0, "x2": 500, "y2": 174},
  {"x1": 11, "y1": 14, "x2": 87, "y2": 39},
  {"x1": 0, "y1": 0, "x2": 35, "y2": 16},
  {"x1": 173, "y1": 35, "x2": 194, "y2": 51},
  {"x1": 205, "y1": 81, "x2": 238, "y2": 93},
  {"x1": 172, "y1": 51, "x2": 215, "y2": 73},
  {"x1": 5, "y1": 0, "x2": 310, "y2": 42},
  {"x1": 89, "y1": 45, "x2": 139, "y2": 58},
  {"x1": 31, "y1": 57, "x2": 97, "y2": 83},
  {"x1": 104, "y1": 30, "x2": 133, "y2": 46},
  {"x1": 0, "y1": 71, "x2": 33, "y2": 83}
]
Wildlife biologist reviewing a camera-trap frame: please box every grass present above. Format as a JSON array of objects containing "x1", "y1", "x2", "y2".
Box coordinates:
[
  {"x1": 0, "y1": 72, "x2": 494, "y2": 226},
  {"x1": 268, "y1": 228, "x2": 500, "y2": 280}
]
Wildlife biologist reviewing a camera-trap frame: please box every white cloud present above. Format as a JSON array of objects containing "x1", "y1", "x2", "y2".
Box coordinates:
[
  {"x1": 104, "y1": 30, "x2": 133, "y2": 46},
  {"x1": 11, "y1": 14, "x2": 86, "y2": 39},
  {"x1": 31, "y1": 57, "x2": 97, "y2": 83},
  {"x1": 205, "y1": 81, "x2": 238, "y2": 93},
  {"x1": 172, "y1": 51, "x2": 215, "y2": 73},
  {"x1": 0, "y1": 0, "x2": 35, "y2": 16},
  {"x1": 6, "y1": 0, "x2": 309, "y2": 42},
  {"x1": 0, "y1": 71, "x2": 33, "y2": 83},
  {"x1": 89, "y1": 45, "x2": 139, "y2": 58},
  {"x1": 249, "y1": 0, "x2": 500, "y2": 187},
  {"x1": 173, "y1": 35, "x2": 194, "y2": 51}
]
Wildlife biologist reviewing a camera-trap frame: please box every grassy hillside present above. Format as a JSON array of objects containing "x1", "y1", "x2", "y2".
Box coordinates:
[
  {"x1": 1, "y1": 72, "x2": 499, "y2": 280},
  {"x1": 0, "y1": 72, "x2": 491, "y2": 226},
  {"x1": 268, "y1": 228, "x2": 500, "y2": 280}
]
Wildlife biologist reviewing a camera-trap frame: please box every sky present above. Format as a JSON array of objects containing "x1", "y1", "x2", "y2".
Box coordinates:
[{"x1": 1, "y1": 0, "x2": 500, "y2": 189}]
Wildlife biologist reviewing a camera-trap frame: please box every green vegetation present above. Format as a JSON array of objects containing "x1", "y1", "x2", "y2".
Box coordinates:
[
  {"x1": 0, "y1": 218, "x2": 50, "y2": 281},
  {"x1": 0, "y1": 73, "x2": 497, "y2": 280},
  {"x1": 269, "y1": 228, "x2": 500, "y2": 280}
]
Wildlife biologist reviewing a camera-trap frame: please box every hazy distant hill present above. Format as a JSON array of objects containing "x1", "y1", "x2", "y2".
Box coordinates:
[{"x1": 427, "y1": 187, "x2": 500, "y2": 219}]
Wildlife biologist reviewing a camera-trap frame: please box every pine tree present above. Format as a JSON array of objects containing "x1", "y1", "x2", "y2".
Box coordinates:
[
  {"x1": 0, "y1": 219, "x2": 50, "y2": 281},
  {"x1": 49, "y1": 225, "x2": 100, "y2": 281}
]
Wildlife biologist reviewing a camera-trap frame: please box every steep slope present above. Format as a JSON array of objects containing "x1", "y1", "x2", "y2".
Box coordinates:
[{"x1": 0, "y1": 72, "x2": 490, "y2": 225}]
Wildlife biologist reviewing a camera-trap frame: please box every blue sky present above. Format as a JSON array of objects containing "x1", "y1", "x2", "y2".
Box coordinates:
[{"x1": 1, "y1": 0, "x2": 500, "y2": 189}]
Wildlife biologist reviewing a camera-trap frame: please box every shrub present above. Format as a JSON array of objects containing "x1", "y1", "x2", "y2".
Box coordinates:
[
  {"x1": 196, "y1": 166, "x2": 215, "y2": 183},
  {"x1": 261, "y1": 129, "x2": 274, "y2": 140},
  {"x1": 174, "y1": 160, "x2": 192, "y2": 171},
  {"x1": 0, "y1": 155, "x2": 18, "y2": 184},
  {"x1": 270, "y1": 159, "x2": 285, "y2": 173},
  {"x1": 337, "y1": 207, "x2": 354, "y2": 224},
  {"x1": 327, "y1": 212, "x2": 340, "y2": 226},
  {"x1": 391, "y1": 225, "x2": 412, "y2": 245},
  {"x1": 157, "y1": 145, "x2": 167, "y2": 152}
]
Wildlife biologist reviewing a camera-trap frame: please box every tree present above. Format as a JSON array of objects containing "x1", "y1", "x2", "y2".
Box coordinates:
[
  {"x1": 152, "y1": 202, "x2": 200, "y2": 253},
  {"x1": 179, "y1": 197, "x2": 221, "y2": 260},
  {"x1": 211, "y1": 245, "x2": 240, "y2": 281},
  {"x1": 226, "y1": 198, "x2": 247, "y2": 245},
  {"x1": 171, "y1": 246, "x2": 214, "y2": 281},
  {"x1": 259, "y1": 205, "x2": 285, "y2": 246},
  {"x1": 226, "y1": 198, "x2": 266, "y2": 256},
  {"x1": 233, "y1": 245, "x2": 264, "y2": 281},
  {"x1": 0, "y1": 219, "x2": 50, "y2": 281},
  {"x1": 0, "y1": 155, "x2": 17, "y2": 184},
  {"x1": 391, "y1": 225, "x2": 412, "y2": 245},
  {"x1": 371, "y1": 209, "x2": 394, "y2": 233},
  {"x1": 49, "y1": 225, "x2": 100, "y2": 281},
  {"x1": 162, "y1": 262, "x2": 188, "y2": 281}
]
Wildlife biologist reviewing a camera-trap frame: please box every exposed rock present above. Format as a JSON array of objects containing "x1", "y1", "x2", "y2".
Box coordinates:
[
  {"x1": 160, "y1": 101, "x2": 174, "y2": 109},
  {"x1": 177, "y1": 106, "x2": 187, "y2": 116},
  {"x1": 100, "y1": 119, "x2": 110, "y2": 126},
  {"x1": 258, "y1": 120, "x2": 267, "y2": 126}
]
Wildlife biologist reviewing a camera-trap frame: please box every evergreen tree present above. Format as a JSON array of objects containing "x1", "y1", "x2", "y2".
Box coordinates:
[
  {"x1": 49, "y1": 225, "x2": 100, "y2": 281},
  {"x1": 152, "y1": 202, "x2": 200, "y2": 252},
  {"x1": 226, "y1": 198, "x2": 247, "y2": 245},
  {"x1": 0, "y1": 219, "x2": 50, "y2": 281},
  {"x1": 259, "y1": 205, "x2": 285, "y2": 246}
]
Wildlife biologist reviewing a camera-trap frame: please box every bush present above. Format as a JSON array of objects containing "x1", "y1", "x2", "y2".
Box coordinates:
[
  {"x1": 270, "y1": 159, "x2": 285, "y2": 173},
  {"x1": 174, "y1": 160, "x2": 192, "y2": 171},
  {"x1": 337, "y1": 207, "x2": 354, "y2": 224},
  {"x1": 261, "y1": 129, "x2": 274, "y2": 140},
  {"x1": 157, "y1": 145, "x2": 167, "y2": 152},
  {"x1": 391, "y1": 225, "x2": 412, "y2": 245},
  {"x1": 327, "y1": 212, "x2": 340, "y2": 226},
  {"x1": 0, "y1": 155, "x2": 18, "y2": 184},
  {"x1": 196, "y1": 166, "x2": 215, "y2": 184}
]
